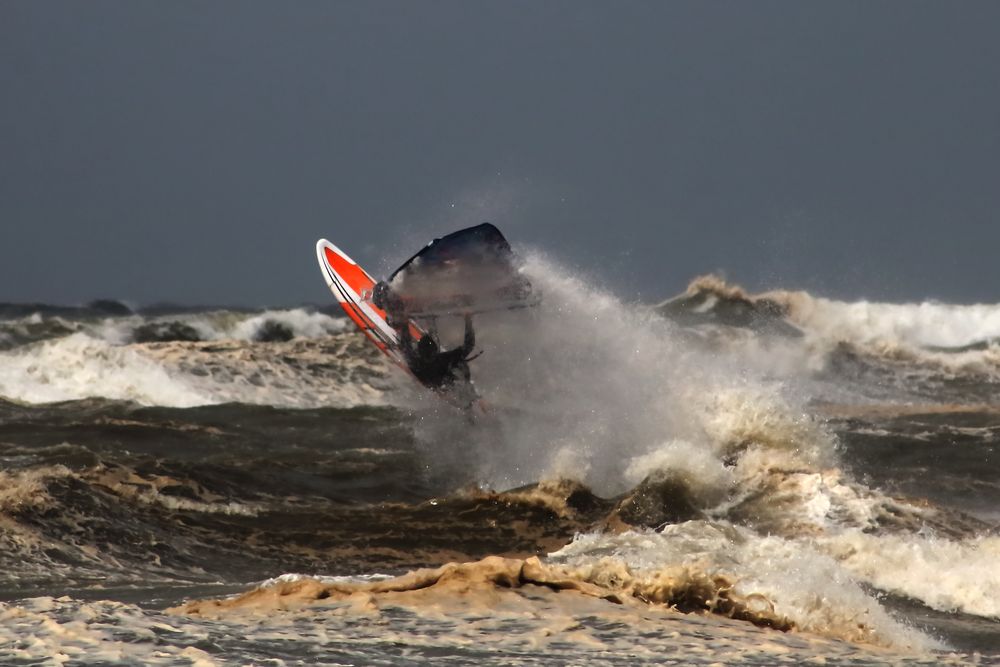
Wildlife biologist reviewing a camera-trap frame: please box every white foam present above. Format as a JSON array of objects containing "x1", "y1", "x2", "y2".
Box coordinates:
[
  {"x1": 0, "y1": 333, "x2": 209, "y2": 407},
  {"x1": 778, "y1": 293, "x2": 1000, "y2": 351},
  {"x1": 257, "y1": 572, "x2": 393, "y2": 589},
  {"x1": 756, "y1": 290, "x2": 1000, "y2": 377},
  {"x1": 820, "y1": 530, "x2": 1000, "y2": 619},
  {"x1": 549, "y1": 525, "x2": 940, "y2": 651},
  {"x1": 3, "y1": 589, "x2": 967, "y2": 665},
  {"x1": 666, "y1": 277, "x2": 1000, "y2": 384},
  {"x1": 695, "y1": 384, "x2": 838, "y2": 466},
  {"x1": 225, "y1": 309, "x2": 349, "y2": 341},
  {"x1": 138, "y1": 335, "x2": 398, "y2": 409},
  {"x1": 84, "y1": 308, "x2": 349, "y2": 344},
  {"x1": 0, "y1": 327, "x2": 395, "y2": 409},
  {"x1": 623, "y1": 439, "x2": 732, "y2": 506},
  {"x1": 0, "y1": 597, "x2": 221, "y2": 666}
]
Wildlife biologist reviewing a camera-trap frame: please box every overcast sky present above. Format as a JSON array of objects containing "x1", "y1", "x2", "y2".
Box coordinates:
[{"x1": 2, "y1": 1, "x2": 998, "y2": 306}]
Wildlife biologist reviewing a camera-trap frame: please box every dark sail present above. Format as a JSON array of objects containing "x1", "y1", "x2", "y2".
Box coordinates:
[{"x1": 386, "y1": 223, "x2": 537, "y2": 316}]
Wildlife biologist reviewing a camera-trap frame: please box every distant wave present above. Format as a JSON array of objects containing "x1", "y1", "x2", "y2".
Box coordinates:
[
  {"x1": 0, "y1": 330, "x2": 398, "y2": 408},
  {"x1": 4, "y1": 273, "x2": 1000, "y2": 411},
  {"x1": 0, "y1": 305, "x2": 347, "y2": 349},
  {"x1": 659, "y1": 274, "x2": 1000, "y2": 350},
  {"x1": 656, "y1": 275, "x2": 1000, "y2": 396}
]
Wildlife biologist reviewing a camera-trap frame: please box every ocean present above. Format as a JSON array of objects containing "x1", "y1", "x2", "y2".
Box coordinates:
[{"x1": 1, "y1": 254, "x2": 999, "y2": 665}]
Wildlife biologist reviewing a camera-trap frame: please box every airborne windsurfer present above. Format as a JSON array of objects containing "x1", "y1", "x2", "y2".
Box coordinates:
[
  {"x1": 320, "y1": 223, "x2": 534, "y2": 410},
  {"x1": 374, "y1": 277, "x2": 480, "y2": 406},
  {"x1": 398, "y1": 313, "x2": 477, "y2": 392}
]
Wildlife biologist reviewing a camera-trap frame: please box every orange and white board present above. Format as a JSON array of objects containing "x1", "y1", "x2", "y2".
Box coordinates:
[{"x1": 315, "y1": 239, "x2": 420, "y2": 371}]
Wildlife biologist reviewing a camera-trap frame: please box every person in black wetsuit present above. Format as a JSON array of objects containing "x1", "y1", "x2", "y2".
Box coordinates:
[
  {"x1": 373, "y1": 280, "x2": 480, "y2": 406},
  {"x1": 398, "y1": 314, "x2": 477, "y2": 391}
]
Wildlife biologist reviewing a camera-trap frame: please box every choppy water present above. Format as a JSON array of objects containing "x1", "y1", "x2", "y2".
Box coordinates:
[{"x1": 2, "y1": 259, "x2": 1000, "y2": 665}]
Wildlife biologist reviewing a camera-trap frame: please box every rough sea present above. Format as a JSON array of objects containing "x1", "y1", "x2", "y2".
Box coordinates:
[{"x1": 2, "y1": 254, "x2": 999, "y2": 665}]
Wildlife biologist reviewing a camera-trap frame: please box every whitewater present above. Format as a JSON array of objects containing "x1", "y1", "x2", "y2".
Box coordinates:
[{"x1": 1, "y1": 258, "x2": 999, "y2": 665}]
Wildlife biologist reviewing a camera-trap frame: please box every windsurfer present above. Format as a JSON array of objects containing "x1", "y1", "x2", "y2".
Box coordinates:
[
  {"x1": 397, "y1": 313, "x2": 477, "y2": 392},
  {"x1": 374, "y1": 280, "x2": 480, "y2": 405}
]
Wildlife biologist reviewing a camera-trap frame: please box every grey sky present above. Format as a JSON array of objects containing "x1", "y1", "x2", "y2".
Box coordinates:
[{"x1": 2, "y1": 1, "x2": 998, "y2": 306}]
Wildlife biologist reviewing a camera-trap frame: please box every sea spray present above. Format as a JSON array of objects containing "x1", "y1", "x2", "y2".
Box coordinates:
[
  {"x1": 424, "y1": 253, "x2": 830, "y2": 498},
  {"x1": 397, "y1": 255, "x2": 1000, "y2": 651}
]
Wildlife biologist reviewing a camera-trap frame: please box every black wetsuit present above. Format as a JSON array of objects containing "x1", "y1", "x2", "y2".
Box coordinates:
[{"x1": 399, "y1": 316, "x2": 476, "y2": 390}]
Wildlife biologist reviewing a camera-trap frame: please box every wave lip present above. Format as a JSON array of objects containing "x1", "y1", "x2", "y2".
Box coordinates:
[{"x1": 655, "y1": 274, "x2": 803, "y2": 338}]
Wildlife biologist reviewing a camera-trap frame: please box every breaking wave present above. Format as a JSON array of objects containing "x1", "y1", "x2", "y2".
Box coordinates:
[
  {"x1": 0, "y1": 330, "x2": 397, "y2": 408},
  {"x1": 3, "y1": 259, "x2": 1000, "y2": 659},
  {"x1": 663, "y1": 275, "x2": 1000, "y2": 381},
  {"x1": 0, "y1": 306, "x2": 350, "y2": 350}
]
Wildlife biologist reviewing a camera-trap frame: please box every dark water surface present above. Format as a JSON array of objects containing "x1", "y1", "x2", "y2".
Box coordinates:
[{"x1": 3, "y1": 284, "x2": 1000, "y2": 664}]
